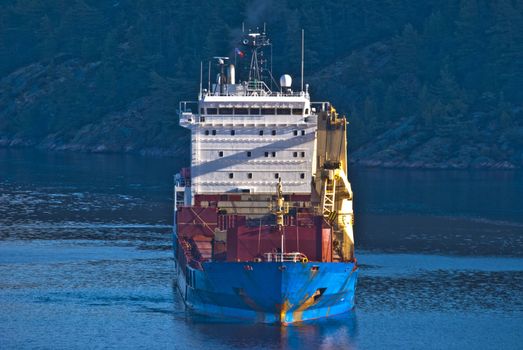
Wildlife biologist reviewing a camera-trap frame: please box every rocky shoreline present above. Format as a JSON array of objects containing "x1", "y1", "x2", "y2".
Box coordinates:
[
  {"x1": 0, "y1": 135, "x2": 188, "y2": 158},
  {"x1": 1, "y1": 136, "x2": 520, "y2": 170},
  {"x1": 350, "y1": 158, "x2": 518, "y2": 170},
  {"x1": 349, "y1": 116, "x2": 523, "y2": 170}
]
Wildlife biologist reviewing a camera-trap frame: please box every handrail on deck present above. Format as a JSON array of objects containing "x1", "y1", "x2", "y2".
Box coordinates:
[
  {"x1": 311, "y1": 102, "x2": 331, "y2": 112},
  {"x1": 179, "y1": 101, "x2": 198, "y2": 113},
  {"x1": 264, "y1": 252, "x2": 308, "y2": 263}
]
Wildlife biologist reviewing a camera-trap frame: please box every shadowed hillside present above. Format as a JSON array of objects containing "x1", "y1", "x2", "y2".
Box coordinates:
[{"x1": 0, "y1": 0, "x2": 522, "y2": 167}]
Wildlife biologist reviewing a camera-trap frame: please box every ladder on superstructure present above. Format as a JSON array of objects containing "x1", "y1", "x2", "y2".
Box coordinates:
[{"x1": 322, "y1": 175, "x2": 337, "y2": 222}]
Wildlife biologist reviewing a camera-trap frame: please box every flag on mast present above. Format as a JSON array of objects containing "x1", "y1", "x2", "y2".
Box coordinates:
[{"x1": 235, "y1": 48, "x2": 245, "y2": 58}]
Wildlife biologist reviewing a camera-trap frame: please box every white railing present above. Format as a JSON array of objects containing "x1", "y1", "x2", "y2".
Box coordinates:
[
  {"x1": 202, "y1": 83, "x2": 309, "y2": 98},
  {"x1": 179, "y1": 101, "x2": 198, "y2": 113},
  {"x1": 264, "y1": 252, "x2": 308, "y2": 263},
  {"x1": 311, "y1": 102, "x2": 332, "y2": 112}
]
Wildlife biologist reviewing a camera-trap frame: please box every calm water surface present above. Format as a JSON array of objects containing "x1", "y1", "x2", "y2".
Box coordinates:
[{"x1": 1, "y1": 149, "x2": 522, "y2": 349}]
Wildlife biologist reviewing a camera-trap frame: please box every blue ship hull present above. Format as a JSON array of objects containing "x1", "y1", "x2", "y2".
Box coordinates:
[{"x1": 174, "y1": 257, "x2": 358, "y2": 324}]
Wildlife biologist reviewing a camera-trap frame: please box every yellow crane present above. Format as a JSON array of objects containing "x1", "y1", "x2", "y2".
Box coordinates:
[{"x1": 314, "y1": 105, "x2": 355, "y2": 261}]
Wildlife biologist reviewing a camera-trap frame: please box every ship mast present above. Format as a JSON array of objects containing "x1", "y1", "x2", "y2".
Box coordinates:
[
  {"x1": 275, "y1": 177, "x2": 285, "y2": 228},
  {"x1": 274, "y1": 177, "x2": 288, "y2": 257},
  {"x1": 240, "y1": 28, "x2": 275, "y2": 90}
]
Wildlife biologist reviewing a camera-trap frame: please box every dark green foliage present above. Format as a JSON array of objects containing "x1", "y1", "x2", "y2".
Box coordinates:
[{"x1": 0, "y1": 0, "x2": 521, "y2": 153}]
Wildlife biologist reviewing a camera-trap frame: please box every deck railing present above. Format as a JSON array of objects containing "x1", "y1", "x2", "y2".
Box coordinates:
[{"x1": 264, "y1": 252, "x2": 308, "y2": 263}]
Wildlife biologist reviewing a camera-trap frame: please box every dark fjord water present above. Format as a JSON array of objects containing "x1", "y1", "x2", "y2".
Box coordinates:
[{"x1": 1, "y1": 149, "x2": 522, "y2": 349}]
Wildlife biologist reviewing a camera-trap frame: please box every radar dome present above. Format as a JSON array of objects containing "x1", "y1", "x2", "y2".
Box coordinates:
[{"x1": 280, "y1": 74, "x2": 292, "y2": 88}]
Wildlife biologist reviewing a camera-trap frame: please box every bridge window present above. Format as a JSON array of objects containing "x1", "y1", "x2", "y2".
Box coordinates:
[
  {"x1": 249, "y1": 108, "x2": 260, "y2": 115},
  {"x1": 219, "y1": 108, "x2": 233, "y2": 115},
  {"x1": 231, "y1": 130, "x2": 235, "y2": 136},
  {"x1": 271, "y1": 130, "x2": 276, "y2": 135},
  {"x1": 212, "y1": 130, "x2": 217, "y2": 135},
  {"x1": 234, "y1": 108, "x2": 249, "y2": 115},
  {"x1": 301, "y1": 130, "x2": 305, "y2": 135},
  {"x1": 264, "y1": 152, "x2": 269, "y2": 157},
  {"x1": 274, "y1": 173, "x2": 279, "y2": 179},
  {"x1": 305, "y1": 108, "x2": 309, "y2": 114},
  {"x1": 200, "y1": 108, "x2": 205, "y2": 114},
  {"x1": 205, "y1": 130, "x2": 210, "y2": 135},
  {"x1": 247, "y1": 173, "x2": 253, "y2": 179},
  {"x1": 292, "y1": 108, "x2": 303, "y2": 115},
  {"x1": 272, "y1": 152, "x2": 276, "y2": 157},
  {"x1": 301, "y1": 152, "x2": 305, "y2": 157},
  {"x1": 300, "y1": 173, "x2": 305, "y2": 179},
  {"x1": 246, "y1": 151, "x2": 251, "y2": 157},
  {"x1": 261, "y1": 108, "x2": 275, "y2": 115},
  {"x1": 277, "y1": 108, "x2": 291, "y2": 115},
  {"x1": 293, "y1": 130, "x2": 298, "y2": 136},
  {"x1": 207, "y1": 108, "x2": 217, "y2": 115},
  {"x1": 200, "y1": 116, "x2": 205, "y2": 122},
  {"x1": 229, "y1": 173, "x2": 234, "y2": 179},
  {"x1": 259, "y1": 130, "x2": 264, "y2": 136},
  {"x1": 218, "y1": 151, "x2": 223, "y2": 157}
]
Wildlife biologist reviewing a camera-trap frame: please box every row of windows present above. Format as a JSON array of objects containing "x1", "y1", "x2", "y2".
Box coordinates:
[
  {"x1": 218, "y1": 151, "x2": 306, "y2": 158},
  {"x1": 227, "y1": 173, "x2": 306, "y2": 179},
  {"x1": 201, "y1": 107, "x2": 309, "y2": 116},
  {"x1": 204, "y1": 129, "x2": 306, "y2": 136}
]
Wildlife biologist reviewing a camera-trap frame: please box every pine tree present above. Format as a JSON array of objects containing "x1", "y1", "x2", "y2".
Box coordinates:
[
  {"x1": 497, "y1": 93, "x2": 513, "y2": 128},
  {"x1": 383, "y1": 86, "x2": 399, "y2": 123},
  {"x1": 37, "y1": 15, "x2": 57, "y2": 60},
  {"x1": 393, "y1": 23, "x2": 421, "y2": 76},
  {"x1": 419, "y1": 84, "x2": 433, "y2": 128},
  {"x1": 454, "y1": 0, "x2": 484, "y2": 89},
  {"x1": 431, "y1": 65, "x2": 469, "y2": 137},
  {"x1": 487, "y1": 0, "x2": 523, "y2": 97}
]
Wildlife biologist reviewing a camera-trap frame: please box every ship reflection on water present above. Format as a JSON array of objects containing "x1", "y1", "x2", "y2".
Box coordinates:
[
  {"x1": 180, "y1": 302, "x2": 358, "y2": 349},
  {"x1": 0, "y1": 150, "x2": 522, "y2": 349}
]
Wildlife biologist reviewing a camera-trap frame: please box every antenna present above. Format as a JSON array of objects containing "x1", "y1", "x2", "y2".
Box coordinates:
[
  {"x1": 199, "y1": 61, "x2": 203, "y2": 97},
  {"x1": 207, "y1": 61, "x2": 211, "y2": 92},
  {"x1": 270, "y1": 43, "x2": 273, "y2": 90},
  {"x1": 301, "y1": 29, "x2": 304, "y2": 92}
]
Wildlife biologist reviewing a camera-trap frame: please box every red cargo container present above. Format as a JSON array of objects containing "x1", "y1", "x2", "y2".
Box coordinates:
[
  {"x1": 226, "y1": 216, "x2": 331, "y2": 262},
  {"x1": 177, "y1": 206, "x2": 218, "y2": 238}
]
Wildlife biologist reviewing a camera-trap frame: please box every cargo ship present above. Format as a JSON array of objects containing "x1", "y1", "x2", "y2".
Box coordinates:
[{"x1": 173, "y1": 29, "x2": 358, "y2": 324}]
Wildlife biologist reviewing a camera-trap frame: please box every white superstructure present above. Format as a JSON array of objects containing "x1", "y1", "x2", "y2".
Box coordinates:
[{"x1": 180, "y1": 85, "x2": 317, "y2": 197}]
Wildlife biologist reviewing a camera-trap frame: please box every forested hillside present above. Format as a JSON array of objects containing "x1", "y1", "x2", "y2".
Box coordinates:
[{"x1": 1, "y1": 0, "x2": 522, "y2": 167}]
